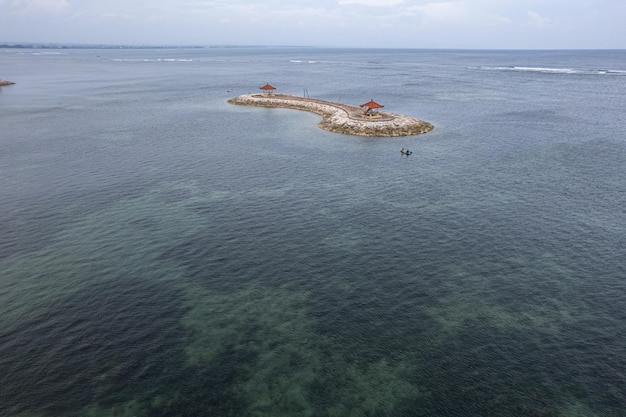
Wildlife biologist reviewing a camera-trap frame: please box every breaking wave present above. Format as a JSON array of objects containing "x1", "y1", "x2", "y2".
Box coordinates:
[
  {"x1": 112, "y1": 58, "x2": 193, "y2": 62},
  {"x1": 471, "y1": 66, "x2": 626, "y2": 75}
]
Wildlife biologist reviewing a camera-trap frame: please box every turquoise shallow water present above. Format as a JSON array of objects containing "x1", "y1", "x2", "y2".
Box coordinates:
[{"x1": 1, "y1": 48, "x2": 626, "y2": 416}]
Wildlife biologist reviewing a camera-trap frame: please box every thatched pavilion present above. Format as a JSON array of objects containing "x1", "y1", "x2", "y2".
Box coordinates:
[
  {"x1": 360, "y1": 99, "x2": 384, "y2": 116},
  {"x1": 259, "y1": 83, "x2": 276, "y2": 94}
]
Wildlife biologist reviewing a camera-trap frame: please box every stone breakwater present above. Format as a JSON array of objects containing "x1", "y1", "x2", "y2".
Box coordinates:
[{"x1": 228, "y1": 94, "x2": 433, "y2": 137}]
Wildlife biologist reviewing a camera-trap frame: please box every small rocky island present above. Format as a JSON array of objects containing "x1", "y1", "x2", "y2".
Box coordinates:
[
  {"x1": 228, "y1": 85, "x2": 433, "y2": 137},
  {"x1": 0, "y1": 80, "x2": 16, "y2": 86}
]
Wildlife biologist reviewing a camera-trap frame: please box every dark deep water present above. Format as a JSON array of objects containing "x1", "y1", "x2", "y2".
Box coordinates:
[{"x1": 1, "y1": 48, "x2": 626, "y2": 416}]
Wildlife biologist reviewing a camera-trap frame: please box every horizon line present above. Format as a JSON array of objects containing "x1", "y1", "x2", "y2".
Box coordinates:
[{"x1": 1, "y1": 42, "x2": 624, "y2": 51}]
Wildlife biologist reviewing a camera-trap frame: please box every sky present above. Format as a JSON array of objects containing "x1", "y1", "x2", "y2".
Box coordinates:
[{"x1": 1, "y1": 0, "x2": 625, "y2": 49}]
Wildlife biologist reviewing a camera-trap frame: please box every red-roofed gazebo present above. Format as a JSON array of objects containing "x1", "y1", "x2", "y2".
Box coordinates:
[
  {"x1": 360, "y1": 99, "x2": 384, "y2": 115},
  {"x1": 260, "y1": 83, "x2": 276, "y2": 94}
]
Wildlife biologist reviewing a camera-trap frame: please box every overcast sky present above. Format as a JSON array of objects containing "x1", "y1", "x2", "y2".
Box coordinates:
[{"x1": 1, "y1": 0, "x2": 624, "y2": 49}]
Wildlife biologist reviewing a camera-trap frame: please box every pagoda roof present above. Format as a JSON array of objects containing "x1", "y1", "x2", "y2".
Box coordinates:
[
  {"x1": 360, "y1": 99, "x2": 384, "y2": 109},
  {"x1": 260, "y1": 83, "x2": 276, "y2": 91}
]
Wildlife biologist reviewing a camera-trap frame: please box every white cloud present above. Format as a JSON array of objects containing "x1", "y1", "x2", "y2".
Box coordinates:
[
  {"x1": 7, "y1": 0, "x2": 70, "y2": 14},
  {"x1": 99, "y1": 11, "x2": 131, "y2": 20},
  {"x1": 486, "y1": 14, "x2": 511, "y2": 26},
  {"x1": 526, "y1": 10, "x2": 551, "y2": 27},
  {"x1": 406, "y1": 1, "x2": 468, "y2": 23},
  {"x1": 339, "y1": 0, "x2": 404, "y2": 7}
]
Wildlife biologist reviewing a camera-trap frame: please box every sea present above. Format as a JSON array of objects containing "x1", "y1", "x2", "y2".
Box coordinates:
[{"x1": 1, "y1": 47, "x2": 625, "y2": 417}]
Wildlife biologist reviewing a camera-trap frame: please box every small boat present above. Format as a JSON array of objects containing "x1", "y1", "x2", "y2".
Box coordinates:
[{"x1": 401, "y1": 149, "x2": 412, "y2": 155}]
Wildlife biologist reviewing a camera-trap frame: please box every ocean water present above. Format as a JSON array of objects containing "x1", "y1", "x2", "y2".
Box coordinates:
[{"x1": 1, "y1": 47, "x2": 625, "y2": 417}]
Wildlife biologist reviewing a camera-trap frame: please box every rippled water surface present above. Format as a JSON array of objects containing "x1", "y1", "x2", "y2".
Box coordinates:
[{"x1": 1, "y1": 48, "x2": 626, "y2": 416}]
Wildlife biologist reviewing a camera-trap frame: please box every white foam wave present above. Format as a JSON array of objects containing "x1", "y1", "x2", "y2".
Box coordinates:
[
  {"x1": 31, "y1": 52, "x2": 63, "y2": 56},
  {"x1": 111, "y1": 58, "x2": 194, "y2": 62},
  {"x1": 159, "y1": 58, "x2": 193, "y2": 62},
  {"x1": 514, "y1": 66, "x2": 576, "y2": 73},
  {"x1": 471, "y1": 66, "x2": 626, "y2": 75}
]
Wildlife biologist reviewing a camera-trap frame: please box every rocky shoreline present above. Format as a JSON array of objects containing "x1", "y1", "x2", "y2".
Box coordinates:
[
  {"x1": 228, "y1": 94, "x2": 433, "y2": 137},
  {"x1": 0, "y1": 80, "x2": 16, "y2": 86}
]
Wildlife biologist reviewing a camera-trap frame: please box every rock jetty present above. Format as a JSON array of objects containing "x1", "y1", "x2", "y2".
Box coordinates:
[{"x1": 228, "y1": 94, "x2": 433, "y2": 137}]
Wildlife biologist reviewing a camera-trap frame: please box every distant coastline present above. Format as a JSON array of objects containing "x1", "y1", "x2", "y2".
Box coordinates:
[
  {"x1": 0, "y1": 43, "x2": 309, "y2": 50},
  {"x1": 228, "y1": 93, "x2": 433, "y2": 137}
]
